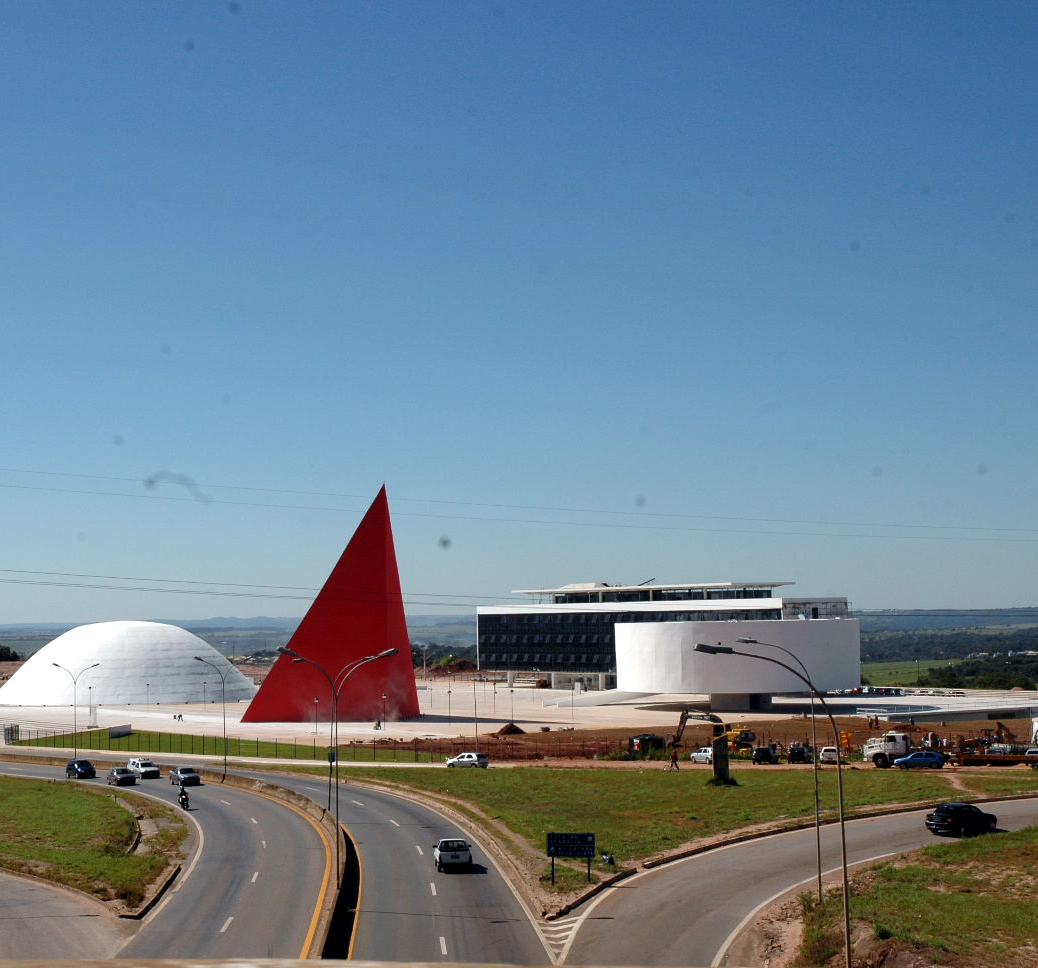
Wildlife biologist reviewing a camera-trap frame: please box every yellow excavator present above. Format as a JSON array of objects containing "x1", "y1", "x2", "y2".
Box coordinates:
[{"x1": 668, "y1": 708, "x2": 755, "y2": 752}]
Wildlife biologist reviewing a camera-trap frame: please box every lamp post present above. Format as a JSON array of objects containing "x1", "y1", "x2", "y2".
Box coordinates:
[
  {"x1": 695, "y1": 642, "x2": 852, "y2": 968},
  {"x1": 193, "y1": 656, "x2": 229, "y2": 776},
  {"x1": 447, "y1": 679, "x2": 452, "y2": 726},
  {"x1": 510, "y1": 687, "x2": 515, "y2": 724},
  {"x1": 146, "y1": 682, "x2": 150, "y2": 709},
  {"x1": 472, "y1": 679, "x2": 478, "y2": 753},
  {"x1": 52, "y1": 662, "x2": 99, "y2": 760},
  {"x1": 313, "y1": 697, "x2": 319, "y2": 735},
  {"x1": 278, "y1": 645, "x2": 397, "y2": 886},
  {"x1": 738, "y1": 636, "x2": 822, "y2": 903}
]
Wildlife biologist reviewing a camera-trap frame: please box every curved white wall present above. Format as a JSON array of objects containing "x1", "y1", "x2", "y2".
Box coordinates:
[
  {"x1": 0, "y1": 621, "x2": 258, "y2": 706},
  {"x1": 615, "y1": 619, "x2": 860, "y2": 694}
]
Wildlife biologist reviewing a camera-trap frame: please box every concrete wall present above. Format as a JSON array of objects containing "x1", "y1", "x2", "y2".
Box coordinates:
[{"x1": 615, "y1": 619, "x2": 860, "y2": 694}]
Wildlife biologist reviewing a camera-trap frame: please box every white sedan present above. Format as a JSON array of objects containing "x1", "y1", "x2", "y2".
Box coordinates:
[{"x1": 689, "y1": 747, "x2": 713, "y2": 764}]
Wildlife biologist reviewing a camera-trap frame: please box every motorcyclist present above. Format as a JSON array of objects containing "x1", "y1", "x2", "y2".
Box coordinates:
[{"x1": 178, "y1": 782, "x2": 189, "y2": 809}]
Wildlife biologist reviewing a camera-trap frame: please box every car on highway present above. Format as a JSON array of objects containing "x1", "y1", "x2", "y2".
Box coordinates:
[
  {"x1": 445, "y1": 751, "x2": 489, "y2": 768},
  {"x1": 924, "y1": 802, "x2": 997, "y2": 837},
  {"x1": 689, "y1": 747, "x2": 713, "y2": 764},
  {"x1": 432, "y1": 837, "x2": 472, "y2": 871},
  {"x1": 65, "y1": 759, "x2": 96, "y2": 779},
  {"x1": 819, "y1": 746, "x2": 839, "y2": 764},
  {"x1": 107, "y1": 767, "x2": 137, "y2": 786},
  {"x1": 169, "y1": 766, "x2": 201, "y2": 786},
  {"x1": 127, "y1": 758, "x2": 160, "y2": 779},
  {"x1": 894, "y1": 750, "x2": 944, "y2": 769}
]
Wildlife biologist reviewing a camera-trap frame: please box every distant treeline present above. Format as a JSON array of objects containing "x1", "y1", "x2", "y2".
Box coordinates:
[
  {"x1": 861, "y1": 626, "x2": 1038, "y2": 662},
  {"x1": 918, "y1": 654, "x2": 1038, "y2": 691}
]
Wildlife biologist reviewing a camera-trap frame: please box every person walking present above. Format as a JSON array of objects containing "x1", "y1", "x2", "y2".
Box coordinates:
[{"x1": 667, "y1": 748, "x2": 679, "y2": 771}]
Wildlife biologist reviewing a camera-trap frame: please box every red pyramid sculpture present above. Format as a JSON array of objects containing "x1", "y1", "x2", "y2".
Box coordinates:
[{"x1": 242, "y1": 486, "x2": 419, "y2": 723}]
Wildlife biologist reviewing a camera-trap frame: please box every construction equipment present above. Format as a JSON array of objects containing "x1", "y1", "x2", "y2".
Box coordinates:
[{"x1": 667, "y1": 709, "x2": 755, "y2": 751}]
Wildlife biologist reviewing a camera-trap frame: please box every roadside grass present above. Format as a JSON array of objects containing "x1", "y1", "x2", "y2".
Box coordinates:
[
  {"x1": 862, "y1": 658, "x2": 958, "y2": 685},
  {"x1": 0, "y1": 776, "x2": 186, "y2": 905},
  {"x1": 793, "y1": 827, "x2": 1038, "y2": 967},
  {"x1": 955, "y1": 769, "x2": 1038, "y2": 797},
  {"x1": 318, "y1": 765, "x2": 964, "y2": 866}
]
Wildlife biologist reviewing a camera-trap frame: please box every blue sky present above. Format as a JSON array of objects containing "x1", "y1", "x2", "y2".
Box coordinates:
[{"x1": 2, "y1": 2, "x2": 1037, "y2": 623}]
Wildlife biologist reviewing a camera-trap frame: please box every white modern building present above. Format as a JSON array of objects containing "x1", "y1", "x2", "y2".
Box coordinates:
[
  {"x1": 477, "y1": 580, "x2": 859, "y2": 709},
  {"x1": 0, "y1": 621, "x2": 257, "y2": 707}
]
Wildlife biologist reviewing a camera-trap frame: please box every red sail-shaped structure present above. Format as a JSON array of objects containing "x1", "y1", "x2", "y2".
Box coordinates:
[{"x1": 242, "y1": 486, "x2": 419, "y2": 723}]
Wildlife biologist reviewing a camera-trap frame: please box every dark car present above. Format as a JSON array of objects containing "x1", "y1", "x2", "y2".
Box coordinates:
[
  {"x1": 787, "y1": 745, "x2": 813, "y2": 764},
  {"x1": 65, "y1": 759, "x2": 96, "y2": 779},
  {"x1": 751, "y1": 746, "x2": 776, "y2": 764},
  {"x1": 924, "y1": 802, "x2": 997, "y2": 837},
  {"x1": 169, "y1": 767, "x2": 201, "y2": 786},
  {"x1": 894, "y1": 750, "x2": 944, "y2": 769},
  {"x1": 106, "y1": 767, "x2": 137, "y2": 786}
]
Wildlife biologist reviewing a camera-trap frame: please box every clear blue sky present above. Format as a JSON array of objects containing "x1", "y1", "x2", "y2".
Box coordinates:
[{"x1": 2, "y1": 2, "x2": 1037, "y2": 624}]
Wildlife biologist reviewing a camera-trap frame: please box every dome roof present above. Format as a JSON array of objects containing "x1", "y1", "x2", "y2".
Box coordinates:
[{"x1": 0, "y1": 621, "x2": 257, "y2": 706}]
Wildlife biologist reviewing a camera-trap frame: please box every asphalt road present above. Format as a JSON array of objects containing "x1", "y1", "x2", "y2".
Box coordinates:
[
  {"x1": 562, "y1": 797, "x2": 1038, "y2": 966},
  {"x1": 240, "y1": 768, "x2": 552, "y2": 964},
  {"x1": 0, "y1": 760, "x2": 328, "y2": 960}
]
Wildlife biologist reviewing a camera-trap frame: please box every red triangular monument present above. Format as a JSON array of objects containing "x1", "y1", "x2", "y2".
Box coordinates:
[{"x1": 242, "y1": 486, "x2": 419, "y2": 722}]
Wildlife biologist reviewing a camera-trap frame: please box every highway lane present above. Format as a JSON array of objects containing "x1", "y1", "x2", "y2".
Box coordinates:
[
  {"x1": 240, "y1": 768, "x2": 551, "y2": 964},
  {"x1": 563, "y1": 797, "x2": 1038, "y2": 966},
  {"x1": 0, "y1": 761, "x2": 328, "y2": 960}
]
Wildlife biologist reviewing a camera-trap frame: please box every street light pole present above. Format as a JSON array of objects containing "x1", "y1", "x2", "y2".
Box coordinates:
[
  {"x1": 738, "y1": 637, "x2": 822, "y2": 903},
  {"x1": 695, "y1": 642, "x2": 852, "y2": 968},
  {"x1": 52, "y1": 662, "x2": 99, "y2": 760},
  {"x1": 193, "y1": 656, "x2": 229, "y2": 776},
  {"x1": 278, "y1": 646, "x2": 397, "y2": 886}
]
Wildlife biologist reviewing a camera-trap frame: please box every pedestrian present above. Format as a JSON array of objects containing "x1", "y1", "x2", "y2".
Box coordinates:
[{"x1": 667, "y1": 748, "x2": 679, "y2": 771}]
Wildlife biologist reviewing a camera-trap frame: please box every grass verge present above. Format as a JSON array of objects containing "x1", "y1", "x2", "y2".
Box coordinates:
[
  {"x1": 0, "y1": 775, "x2": 187, "y2": 906},
  {"x1": 793, "y1": 827, "x2": 1038, "y2": 967}
]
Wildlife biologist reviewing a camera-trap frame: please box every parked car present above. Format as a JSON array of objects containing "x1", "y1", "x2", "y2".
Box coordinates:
[
  {"x1": 689, "y1": 747, "x2": 713, "y2": 764},
  {"x1": 787, "y1": 745, "x2": 813, "y2": 764},
  {"x1": 751, "y1": 746, "x2": 776, "y2": 764},
  {"x1": 432, "y1": 837, "x2": 472, "y2": 871},
  {"x1": 169, "y1": 766, "x2": 201, "y2": 786},
  {"x1": 924, "y1": 802, "x2": 997, "y2": 837},
  {"x1": 819, "y1": 747, "x2": 839, "y2": 764},
  {"x1": 445, "y1": 752, "x2": 489, "y2": 768},
  {"x1": 65, "y1": 759, "x2": 96, "y2": 779},
  {"x1": 107, "y1": 767, "x2": 137, "y2": 786},
  {"x1": 894, "y1": 750, "x2": 944, "y2": 769},
  {"x1": 127, "y1": 758, "x2": 160, "y2": 779}
]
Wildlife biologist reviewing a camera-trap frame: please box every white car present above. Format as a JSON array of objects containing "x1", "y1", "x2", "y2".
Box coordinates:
[
  {"x1": 432, "y1": 837, "x2": 472, "y2": 871},
  {"x1": 819, "y1": 747, "x2": 839, "y2": 765},
  {"x1": 689, "y1": 747, "x2": 713, "y2": 764},
  {"x1": 445, "y1": 751, "x2": 489, "y2": 768},
  {"x1": 127, "y1": 758, "x2": 160, "y2": 779}
]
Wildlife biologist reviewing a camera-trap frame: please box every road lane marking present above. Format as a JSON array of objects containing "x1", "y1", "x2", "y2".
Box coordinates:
[
  {"x1": 250, "y1": 817, "x2": 258, "y2": 824},
  {"x1": 415, "y1": 845, "x2": 424, "y2": 855},
  {"x1": 439, "y1": 936, "x2": 447, "y2": 956},
  {"x1": 261, "y1": 840, "x2": 266, "y2": 848},
  {"x1": 220, "y1": 917, "x2": 233, "y2": 933},
  {"x1": 429, "y1": 882, "x2": 437, "y2": 896},
  {"x1": 220, "y1": 799, "x2": 232, "y2": 805},
  {"x1": 389, "y1": 818, "x2": 400, "y2": 826},
  {"x1": 351, "y1": 799, "x2": 364, "y2": 806},
  {"x1": 251, "y1": 871, "x2": 259, "y2": 883}
]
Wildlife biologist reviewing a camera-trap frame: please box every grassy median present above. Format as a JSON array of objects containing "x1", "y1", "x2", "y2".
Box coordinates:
[{"x1": 0, "y1": 776, "x2": 187, "y2": 906}]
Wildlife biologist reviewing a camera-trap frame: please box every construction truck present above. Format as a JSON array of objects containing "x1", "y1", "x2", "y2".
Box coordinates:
[
  {"x1": 668, "y1": 709, "x2": 755, "y2": 752},
  {"x1": 861, "y1": 731, "x2": 913, "y2": 768}
]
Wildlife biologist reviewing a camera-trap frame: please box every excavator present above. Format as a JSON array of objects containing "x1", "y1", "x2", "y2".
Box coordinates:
[{"x1": 667, "y1": 708, "x2": 755, "y2": 752}]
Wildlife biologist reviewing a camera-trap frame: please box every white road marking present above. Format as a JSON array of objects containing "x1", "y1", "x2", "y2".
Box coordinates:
[
  {"x1": 389, "y1": 818, "x2": 400, "y2": 826},
  {"x1": 429, "y1": 882, "x2": 437, "y2": 896},
  {"x1": 261, "y1": 839, "x2": 266, "y2": 848},
  {"x1": 415, "y1": 845, "x2": 424, "y2": 855},
  {"x1": 439, "y1": 936, "x2": 447, "y2": 956},
  {"x1": 220, "y1": 917, "x2": 233, "y2": 933},
  {"x1": 351, "y1": 799, "x2": 364, "y2": 806},
  {"x1": 250, "y1": 817, "x2": 257, "y2": 824},
  {"x1": 220, "y1": 799, "x2": 231, "y2": 805},
  {"x1": 251, "y1": 871, "x2": 259, "y2": 883}
]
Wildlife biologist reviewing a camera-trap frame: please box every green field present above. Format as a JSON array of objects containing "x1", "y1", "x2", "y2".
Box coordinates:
[{"x1": 862, "y1": 658, "x2": 960, "y2": 686}]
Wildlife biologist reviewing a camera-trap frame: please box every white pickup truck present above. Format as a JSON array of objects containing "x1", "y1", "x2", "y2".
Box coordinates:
[
  {"x1": 433, "y1": 837, "x2": 472, "y2": 871},
  {"x1": 127, "y1": 757, "x2": 161, "y2": 778},
  {"x1": 445, "y1": 751, "x2": 489, "y2": 768}
]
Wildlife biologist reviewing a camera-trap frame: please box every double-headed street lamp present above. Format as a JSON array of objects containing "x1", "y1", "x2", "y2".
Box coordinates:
[
  {"x1": 738, "y1": 636, "x2": 823, "y2": 903},
  {"x1": 193, "y1": 656, "x2": 229, "y2": 775},
  {"x1": 277, "y1": 646, "x2": 397, "y2": 886},
  {"x1": 694, "y1": 642, "x2": 852, "y2": 968},
  {"x1": 52, "y1": 662, "x2": 99, "y2": 760}
]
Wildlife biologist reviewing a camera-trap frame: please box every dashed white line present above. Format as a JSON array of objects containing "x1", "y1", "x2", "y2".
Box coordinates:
[
  {"x1": 250, "y1": 817, "x2": 258, "y2": 824},
  {"x1": 429, "y1": 882, "x2": 437, "y2": 896},
  {"x1": 261, "y1": 839, "x2": 266, "y2": 849},
  {"x1": 388, "y1": 818, "x2": 400, "y2": 826},
  {"x1": 415, "y1": 845, "x2": 424, "y2": 856},
  {"x1": 251, "y1": 871, "x2": 259, "y2": 883},
  {"x1": 220, "y1": 917, "x2": 233, "y2": 933},
  {"x1": 439, "y1": 936, "x2": 447, "y2": 956},
  {"x1": 220, "y1": 799, "x2": 232, "y2": 806},
  {"x1": 351, "y1": 799, "x2": 364, "y2": 806}
]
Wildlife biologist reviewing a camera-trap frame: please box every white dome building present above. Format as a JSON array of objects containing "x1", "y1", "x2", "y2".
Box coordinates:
[{"x1": 0, "y1": 621, "x2": 257, "y2": 706}]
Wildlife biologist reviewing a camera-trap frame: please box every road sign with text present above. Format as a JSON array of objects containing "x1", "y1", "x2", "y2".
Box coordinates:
[{"x1": 546, "y1": 832, "x2": 596, "y2": 858}]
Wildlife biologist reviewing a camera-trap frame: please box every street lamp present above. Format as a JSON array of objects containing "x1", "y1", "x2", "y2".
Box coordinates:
[
  {"x1": 52, "y1": 662, "x2": 99, "y2": 760},
  {"x1": 146, "y1": 682, "x2": 150, "y2": 709},
  {"x1": 738, "y1": 636, "x2": 822, "y2": 903},
  {"x1": 314, "y1": 697, "x2": 319, "y2": 735},
  {"x1": 510, "y1": 687, "x2": 515, "y2": 724},
  {"x1": 695, "y1": 642, "x2": 852, "y2": 968},
  {"x1": 193, "y1": 656, "x2": 229, "y2": 775},
  {"x1": 278, "y1": 645, "x2": 397, "y2": 886},
  {"x1": 472, "y1": 679, "x2": 478, "y2": 753}
]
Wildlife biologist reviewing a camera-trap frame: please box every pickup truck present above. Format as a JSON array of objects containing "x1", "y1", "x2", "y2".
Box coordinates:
[
  {"x1": 433, "y1": 837, "x2": 472, "y2": 871},
  {"x1": 127, "y1": 758, "x2": 160, "y2": 779},
  {"x1": 445, "y1": 752, "x2": 489, "y2": 768}
]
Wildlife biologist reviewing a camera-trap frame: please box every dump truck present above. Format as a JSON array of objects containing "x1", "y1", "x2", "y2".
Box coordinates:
[{"x1": 861, "y1": 731, "x2": 912, "y2": 768}]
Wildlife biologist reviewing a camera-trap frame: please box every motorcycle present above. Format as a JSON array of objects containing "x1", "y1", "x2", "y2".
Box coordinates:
[{"x1": 177, "y1": 788, "x2": 190, "y2": 810}]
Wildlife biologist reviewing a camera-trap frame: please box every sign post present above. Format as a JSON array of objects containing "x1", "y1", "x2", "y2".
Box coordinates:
[{"x1": 546, "y1": 832, "x2": 596, "y2": 884}]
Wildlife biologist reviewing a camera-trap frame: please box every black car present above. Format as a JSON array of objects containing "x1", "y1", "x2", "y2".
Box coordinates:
[
  {"x1": 65, "y1": 759, "x2": 96, "y2": 779},
  {"x1": 924, "y1": 802, "x2": 998, "y2": 837},
  {"x1": 787, "y1": 745, "x2": 813, "y2": 764},
  {"x1": 751, "y1": 746, "x2": 777, "y2": 764}
]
